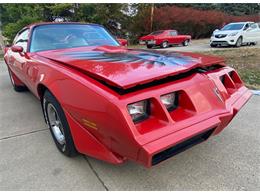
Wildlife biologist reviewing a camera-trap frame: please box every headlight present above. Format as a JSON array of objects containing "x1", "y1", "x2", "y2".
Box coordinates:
[
  {"x1": 127, "y1": 100, "x2": 149, "y2": 123},
  {"x1": 229, "y1": 32, "x2": 238, "y2": 36},
  {"x1": 160, "y1": 92, "x2": 178, "y2": 111}
]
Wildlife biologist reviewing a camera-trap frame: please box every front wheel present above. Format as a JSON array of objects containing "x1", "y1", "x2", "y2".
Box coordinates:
[
  {"x1": 43, "y1": 90, "x2": 77, "y2": 157},
  {"x1": 235, "y1": 37, "x2": 243, "y2": 47},
  {"x1": 182, "y1": 39, "x2": 189, "y2": 46}
]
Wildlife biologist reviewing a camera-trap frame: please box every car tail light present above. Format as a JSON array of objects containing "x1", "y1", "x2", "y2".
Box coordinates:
[
  {"x1": 160, "y1": 92, "x2": 178, "y2": 111},
  {"x1": 127, "y1": 100, "x2": 150, "y2": 123}
]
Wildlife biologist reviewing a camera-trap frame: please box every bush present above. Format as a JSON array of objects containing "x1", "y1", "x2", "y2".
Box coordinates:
[
  {"x1": 143, "y1": 6, "x2": 260, "y2": 39},
  {"x1": 3, "y1": 16, "x2": 41, "y2": 43}
]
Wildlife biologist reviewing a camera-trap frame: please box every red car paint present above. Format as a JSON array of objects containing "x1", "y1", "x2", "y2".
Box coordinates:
[
  {"x1": 4, "y1": 22, "x2": 251, "y2": 167},
  {"x1": 139, "y1": 30, "x2": 191, "y2": 47},
  {"x1": 117, "y1": 38, "x2": 128, "y2": 46}
]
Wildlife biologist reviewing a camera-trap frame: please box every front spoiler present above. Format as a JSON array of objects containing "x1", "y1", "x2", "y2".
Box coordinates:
[{"x1": 137, "y1": 88, "x2": 252, "y2": 167}]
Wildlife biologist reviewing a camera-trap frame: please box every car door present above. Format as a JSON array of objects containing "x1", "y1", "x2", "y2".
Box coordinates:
[
  {"x1": 169, "y1": 31, "x2": 178, "y2": 44},
  {"x1": 246, "y1": 23, "x2": 260, "y2": 43},
  {"x1": 8, "y1": 29, "x2": 30, "y2": 83}
]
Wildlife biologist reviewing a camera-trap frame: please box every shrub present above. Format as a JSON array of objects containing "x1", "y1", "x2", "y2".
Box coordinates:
[{"x1": 3, "y1": 16, "x2": 41, "y2": 42}]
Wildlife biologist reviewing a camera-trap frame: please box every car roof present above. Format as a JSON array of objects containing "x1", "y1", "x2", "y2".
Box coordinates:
[
  {"x1": 228, "y1": 22, "x2": 254, "y2": 25},
  {"x1": 25, "y1": 22, "x2": 103, "y2": 29}
]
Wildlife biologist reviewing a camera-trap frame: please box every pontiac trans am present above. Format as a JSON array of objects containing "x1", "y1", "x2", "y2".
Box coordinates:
[{"x1": 3, "y1": 23, "x2": 252, "y2": 167}]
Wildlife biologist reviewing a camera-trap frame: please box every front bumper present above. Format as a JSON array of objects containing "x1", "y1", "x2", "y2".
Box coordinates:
[
  {"x1": 128, "y1": 67, "x2": 252, "y2": 167},
  {"x1": 137, "y1": 87, "x2": 251, "y2": 167},
  {"x1": 210, "y1": 35, "x2": 239, "y2": 46}
]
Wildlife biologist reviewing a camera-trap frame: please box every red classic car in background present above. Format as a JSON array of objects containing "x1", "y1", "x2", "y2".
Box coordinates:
[
  {"x1": 117, "y1": 38, "x2": 128, "y2": 47},
  {"x1": 4, "y1": 22, "x2": 251, "y2": 167},
  {"x1": 139, "y1": 30, "x2": 191, "y2": 49}
]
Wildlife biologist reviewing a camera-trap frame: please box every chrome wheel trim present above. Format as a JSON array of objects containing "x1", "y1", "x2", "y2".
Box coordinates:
[
  {"x1": 162, "y1": 42, "x2": 168, "y2": 48},
  {"x1": 184, "y1": 40, "x2": 188, "y2": 46},
  {"x1": 47, "y1": 103, "x2": 66, "y2": 146}
]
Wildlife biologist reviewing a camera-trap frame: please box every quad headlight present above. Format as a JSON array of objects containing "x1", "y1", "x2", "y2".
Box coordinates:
[
  {"x1": 160, "y1": 92, "x2": 178, "y2": 111},
  {"x1": 127, "y1": 100, "x2": 149, "y2": 123}
]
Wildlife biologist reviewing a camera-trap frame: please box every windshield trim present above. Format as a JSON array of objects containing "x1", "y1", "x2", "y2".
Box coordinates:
[{"x1": 28, "y1": 23, "x2": 120, "y2": 52}]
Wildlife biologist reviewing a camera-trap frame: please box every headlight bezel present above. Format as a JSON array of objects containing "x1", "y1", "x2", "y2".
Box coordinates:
[
  {"x1": 127, "y1": 100, "x2": 150, "y2": 123},
  {"x1": 160, "y1": 92, "x2": 179, "y2": 112}
]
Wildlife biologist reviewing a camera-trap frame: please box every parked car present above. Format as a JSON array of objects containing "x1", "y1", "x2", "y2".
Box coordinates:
[
  {"x1": 139, "y1": 30, "x2": 191, "y2": 49},
  {"x1": 210, "y1": 22, "x2": 260, "y2": 47},
  {"x1": 117, "y1": 38, "x2": 128, "y2": 47},
  {"x1": 4, "y1": 22, "x2": 251, "y2": 167}
]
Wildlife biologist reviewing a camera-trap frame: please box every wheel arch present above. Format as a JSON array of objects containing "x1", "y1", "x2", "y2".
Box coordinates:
[
  {"x1": 36, "y1": 81, "x2": 124, "y2": 164},
  {"x1": 238, "y1": 35, "x2": 243, "y2": 42},
  {"x1": 37, "y1": 83, "x2": 49, "y2": 101}
]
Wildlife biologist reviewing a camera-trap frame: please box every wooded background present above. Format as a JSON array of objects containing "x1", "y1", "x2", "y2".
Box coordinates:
[{"x1": 0, "y1": 3, "x2": 259, "y2": 44}]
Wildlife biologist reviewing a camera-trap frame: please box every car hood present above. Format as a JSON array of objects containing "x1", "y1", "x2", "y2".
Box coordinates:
[
  {"x1": 214, "y1": 30, "x2": 239, "y2": 35},
  {"x1": 37, "y1": 45, "x2": 225, "y2": 89}
]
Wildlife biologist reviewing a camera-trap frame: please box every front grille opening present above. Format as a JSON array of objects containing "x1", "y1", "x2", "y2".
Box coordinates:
[
  {"x1": 228, "y1": 71, "x2": 243, "y2": 88},
  {"x1": 151, "y1": 128, "x2": 215, "y2": 166},
  {"x1": 220, "y1": 74, "x2": 236, "y2": 94}
]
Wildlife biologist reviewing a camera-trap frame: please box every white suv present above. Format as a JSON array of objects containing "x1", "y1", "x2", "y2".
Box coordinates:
[{"x1": 210, "y1": 22, "x2": 260, "y2": 47}]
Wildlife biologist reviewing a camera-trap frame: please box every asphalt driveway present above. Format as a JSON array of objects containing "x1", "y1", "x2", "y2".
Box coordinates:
[{"x1": 0, "y1": 60, "x2": 259, "y2": 190}]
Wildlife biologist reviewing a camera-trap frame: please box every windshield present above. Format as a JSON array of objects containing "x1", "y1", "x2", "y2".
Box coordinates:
[
  {"x1": 221, "y1": 23, "x2": 245, "y2": 31},
  {"x1": 30, "y1": 24, "x2": 119, "y2": 52},
  {"x1": 150, "y1": 30, "x2": 164, "y2": 35}
]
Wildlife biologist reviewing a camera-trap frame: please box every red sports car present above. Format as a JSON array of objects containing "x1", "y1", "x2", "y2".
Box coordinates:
[
  {"x1": 117, "y1": 38, "x2": 128, "y2": 47},
  {"x1": 139, "y1": 30, "x2": 191, "y2": 49},
  {"x1": 4, "y1": 22, "x2": 251, "y2": 167}
]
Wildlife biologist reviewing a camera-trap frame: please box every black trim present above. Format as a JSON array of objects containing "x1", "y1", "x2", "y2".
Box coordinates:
[{"x1": 152, "y1": 127, "x2": 215, "y2": 166}]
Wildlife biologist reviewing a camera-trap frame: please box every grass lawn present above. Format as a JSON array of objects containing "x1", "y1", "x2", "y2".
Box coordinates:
[{"x1": 199, "y1": 48, "x2": 260, "y2": 90}]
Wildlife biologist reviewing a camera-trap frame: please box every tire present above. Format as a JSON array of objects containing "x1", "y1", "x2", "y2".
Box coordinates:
[
  {"x1": 7, "y1": 68, "x2": 27, "y2": 92},
  {"x1": 160, "y1": 41, "x2": 168, "y2": 48},
  {"x1": 182, "y1": 39, "x2": 189, "y2": 46},
  {"x1": 235, "y1": 37, "x2": 242, "y2": 47},
  {"x1": 43, "y1": 90, "x2": 77, "y2": 157},
  {"x1": 146, "y1": 45, "x2": 153, "y2": 49},
  {"x1": 210, "y1": 44, "x2": 217, "y2": 48}
]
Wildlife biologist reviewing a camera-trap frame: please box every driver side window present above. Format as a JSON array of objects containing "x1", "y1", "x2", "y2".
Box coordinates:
[
  {"x1": 170, "y1": 31, "x2": 177, "y2": 36},
  {"x1": 13, "y1": 29, "x2": 29, "y2": 52}
]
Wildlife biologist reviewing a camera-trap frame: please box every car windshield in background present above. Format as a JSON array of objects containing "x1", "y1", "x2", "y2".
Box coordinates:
[
  {"x1": 150, "y1": 30, "x2": 164, "y2": 35},
  {"x1": 221, "y1": 23, "x2": 245, "y2": 31},
  {"x1": 30, "y1": 24, "x2": 119, "y2": 52}
]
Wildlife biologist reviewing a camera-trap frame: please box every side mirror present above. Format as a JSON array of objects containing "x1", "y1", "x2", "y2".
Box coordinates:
[
  {"x1": 214, "y1": 29, "x2": 219, "y2": 32},
  {"x1": 11, "y1": 45, "x2": 23, "y2": 53}
]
